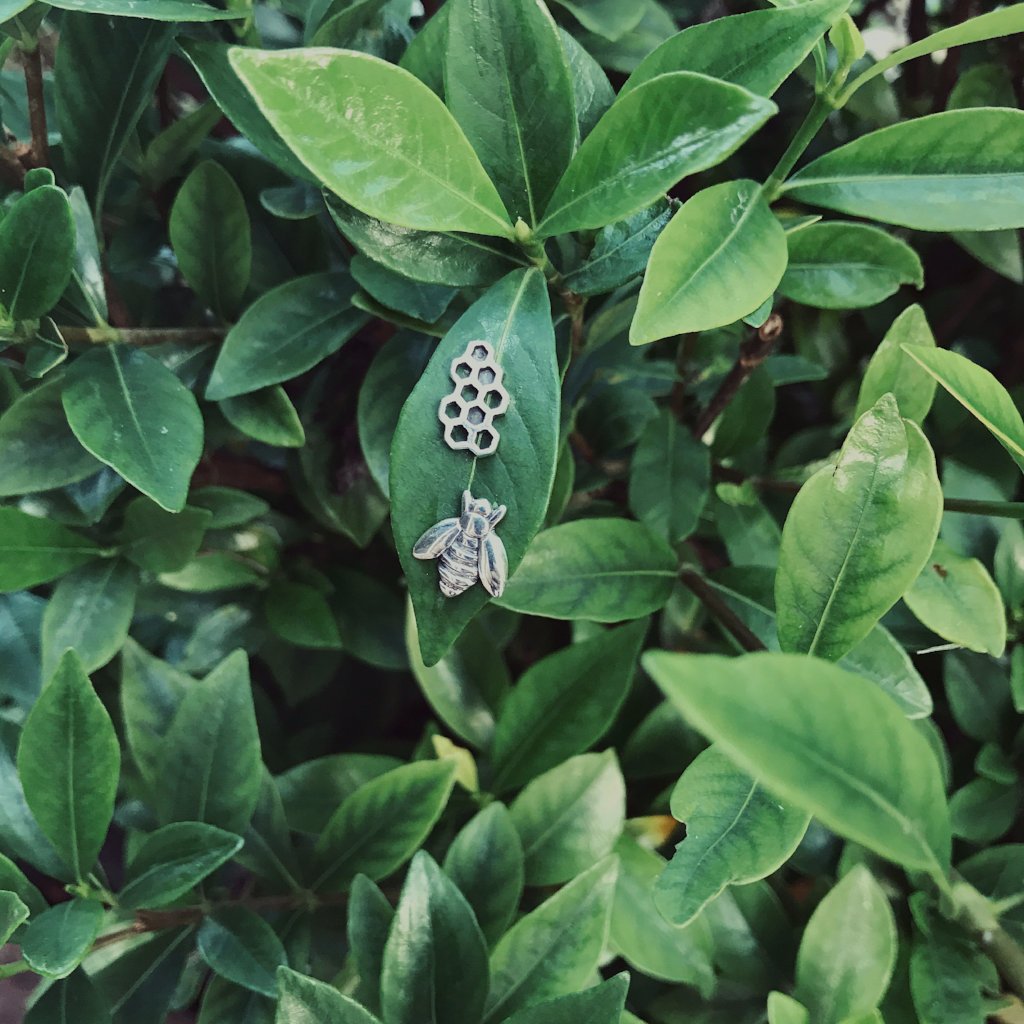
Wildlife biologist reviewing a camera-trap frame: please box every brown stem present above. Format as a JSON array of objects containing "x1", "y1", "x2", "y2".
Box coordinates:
[
  {"x1": 692, "y1": 314, "x2": 783, "y2": 439},
  {"x1": 679, "y1": 567, "x2": 767, "y2": 653},
  {"x1": 58, "y1": 325, "x2": 228, "y2": 346},
  {"x1": 561, "y1": 289, "x2": 587, "y2": 356},
  {"x1": 0, "y1": 144, "x2": 25, "y2": 188},
  {"x1": 23, "y1": 45, "x2": 48, "y2": 168}
]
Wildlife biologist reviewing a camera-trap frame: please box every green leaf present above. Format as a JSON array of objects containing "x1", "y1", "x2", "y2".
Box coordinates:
[
  {"x1": 443, "y1": 803, "x2": 524, "y2": 947},
  {"x1": 55, "y1": 14, "x2": 173, "y2": 213},
  {"x1": 326, "y1": 195, "x2": 524, "y2": 287},
  {"x1": 190, "y1": 487, "x2": 269, "y2": 529},
  {"x1": 631, "y1": 180, "x2": 787, "y2": 342},
  {"x1": 275, "y1": 967, "x2": 381, "y2": 1024},
  {"x1": 119, "y1": 498, "x2": 211, "y2": 573},
  {"x1": 783, "y1": 109, "x2": 1024, "y2": 232},
  {"x1": 230, "y1": 48, "x2": 512, "y2": 237},
  {"x1": 955, "y1": 228, "x2": 1023, "y2": 284},
  {"x1": 855, "y1": 304, "x2": 937, "y2": 423},
  {"x1": 779, "y1": 222, "x2": 922, "y2": 309},
  {"x1": 622, "y1": 0, "x2": 850, "y2": 98},
  {"x1": 350, "y1": 256, "x2": 456, "y2": 323},
  {"x1": 17, "y1": 651, "x2": 119, "y2": 881},
  {"x1": 552, "y1": 0, "x2": 643, "y2": 40},
  {"x1": 904, "y1": 539, "x2": 1006, "y2": 656},
  {"x1": 560, "y1": 28, "x2": 614, "y2": 139},
  {"x1": 501, "y1": 974, "x2": 629, "y2": 1024},
  {"x1": 312, "y1": 760, "x2": 457, "y2": 891},
  {"x1": 491, "y1": 620, "x2": 644, "y2": 791},
  {"x1": 198, "y1": 906, "x2": 287, "y2": 998},
  {"x1": 392, "y1": 269, "x2": 559, "y2": 665},
  {"x1": 775, "y1": 394, "x2": 942, "y2": 660},
  {"x1": 332, "y1": 569, "x2": 407, "y2": 670},
  {"x1": 0, "y1": 186, "x2": 75, "y2": 319},
  {"x1": 120, "y1": 822, "x2": 244, "y2": 909},
  {"x1": 63, "y1": 346, "x2": 204, "y2": 513},
  {"x1": 0, "y1": 890, "x2": 29, "y2": 945},
  {"x1": 610, "y1": 835, "x2": 715, "y2": 990},
  {"x1": 178, "y1": 40, "x2": 313, "y2": 182},
  {"x1": 536, "y1": 73, "x2": 776, "y2": 237},
  {"x1": 206, "y1": 273, "x2": 367, "y2": 400},
  {"x1": 169, "y1": 161, "x2": 251, "y2": 320},
  {"x1": 794, "y1": 866, "x2": 897, "y2": 1024},
  {"x1": 20, "y1": 899, "x2": 105, "y2": 979},
  {"x1": 142, "y1": 101, "x2": 223, "y2": 191},
  {"x1": 445, "y1": 0, "x2": 576, "y2": 224},
  {"x1": 643, "y1": 650, "x2": 952, "y2": 877},
  {"x1": 380, "y1": 851, "x2": 490, "y2": 1024},
  {"x1": 945, "y1": 651, "x2": 1011, "y2": 744},
  {"x1": 0, "y1": 379, "x2": 102, "y2": 496},
  {"x1": 41, "y1": 558, "x2": 138, "y2": 677},
  {"x1": 0, "y1": 508, "x2": 101, "y2": 592},
  {"x1": 347, "y1": 875, "x2": 394, "y2": 1015},
  {"x1": 155, "y1": 650, "x2": 262, "y2": 835},
  {"x1": 768, "y1": 993, "x2": 810, "y2": 1024},
  {"x1": 49, "y1": 0, "x2": 241, "y2": 18},
  {"x1": 485, "y1": 857, "x2": 618, "y2": 1022},
  {"x1": 265, "y1": 581, "x2": 342, "y2": 650},
  {"x1": 910, "y1": 914, "x2": 994, "y2": 1024},
  {"x1": 497, "y1": 518, "x2": 677, "y2": 622},
  {"x1": 158, "y1": 552, "x2": 264, "y2": 593},
  {"x1": 0, "y1": 852, "x2": 45, "y2": 917},
  {"x1": 902, "y1": 344, "x2": 1024, "y2": 474},
  {"x1": 655, "y1": 746, "x2": 810, "y2": 927},
  {"x1": 24, "y1": 970, "x2": 112, "y2": 1024},
  {"x1": 510, "y1": 751, "x2": 625, "y2": 885},
  {"x1": 220, "y1": 388, "x2": 306, "y2": 449}
]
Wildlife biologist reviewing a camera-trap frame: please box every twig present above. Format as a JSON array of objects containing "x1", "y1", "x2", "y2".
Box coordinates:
[
  {"x1": 679, "y1": 567, "x2": 767, "y2": 653},
  {"x1": 58, "y1": 325, "x2": 228, "y2": 346},
  {"x1": 692, "y1": 314, "x2": 783, "y2": 439},
  {"x1": 561, "y1": 290, "x2": 587, "y2": 356},
  {"x1": 0, "y1": 143, "x2": 25, "y2": 187},
  {"x1": 23, "y1": 45, "x2": 48, "y2": 167}
]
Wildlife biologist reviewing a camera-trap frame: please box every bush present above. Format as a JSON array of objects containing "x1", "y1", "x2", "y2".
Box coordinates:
[{"x1": 0, "y1": 0, "x2": 1023, "y2": 1021}]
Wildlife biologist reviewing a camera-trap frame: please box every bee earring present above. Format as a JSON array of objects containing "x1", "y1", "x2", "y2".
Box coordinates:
[{"x1": 413, "y1": 341, "x2": 510, "y2": 599}]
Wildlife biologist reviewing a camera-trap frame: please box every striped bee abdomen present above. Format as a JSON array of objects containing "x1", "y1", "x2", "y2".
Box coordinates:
[{"x1": 438, "y1": 535, "x2": 480, "y2": 597}]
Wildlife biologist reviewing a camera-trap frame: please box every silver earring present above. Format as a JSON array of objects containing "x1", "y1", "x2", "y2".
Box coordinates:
[{"x1": 414, "y1": 341, "x2": 510, "y2": 599}]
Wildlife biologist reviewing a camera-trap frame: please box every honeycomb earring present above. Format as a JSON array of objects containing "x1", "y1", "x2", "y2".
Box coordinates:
[{"x1": 413, "y1": 340, "x2": 509, "y2": 599}]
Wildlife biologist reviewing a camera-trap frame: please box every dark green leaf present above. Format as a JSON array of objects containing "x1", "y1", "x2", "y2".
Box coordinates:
[
  {"x1": 501, "y1": 974, "x2": 629, "y2": 1024},
  {"x1": 0, "y1": 890, "x2": 28, "y2": 945},
  {"x1": 910, "y1": 915, "x2": 994, "y2": 1024},
  {"x1": 560, "y1": 28, "x2": 614, "y2": 139},
  {"x1": 206, "y1": 273, "x2": 367, "y2": 400},
  {"x1": 347, "y1": 875, "x2": 394, "y2": 1015},
  {"x1": 0, "y1": 508, "x2": 100, "y2": 592},
  {"x1": 265, "y1": 581, "x2": 343, "y2": 649},
  {"x1": 21, "y1": 899, "x2": 105, "y2": 979},
  {"x1": 0, "y1": 851, "x2": 45, "y2": 917},
  {"x1": 17, "y1": 651, "x2": 119, "y2": 881},
  {"x1": 63, "y1": 346, "x2": 204, "y2": 513},
  {"x1": 350, "y1": 256, "x2": 455, "y2": 323},
  {"x1": 275, "y1": 967, "x2": 382, "y2": 1024},
  {"x1": 644, "y1": 650, "x2": 952, "y2": 877},
  {"x1": 497, "y1": 518, "x2": 677, "y2": 621},
  {"x1": 537, "y1": 73, "x2": 776, "y2": 237},
  {"x1": 24, "y1": 968, "x2": 112, "y2": 1024},
  {"x1": 198, "y1": 906, "x2": 288, "y2": 998},
  {"x1": 119, "y1": 498, "x2": 212, "y2": 573},
  {"x1": 49, "y1": 0, "x2": 240, "y2": 18},
  {"x1": 169, "y1": 161, "x2": 251, "y2": 320}
]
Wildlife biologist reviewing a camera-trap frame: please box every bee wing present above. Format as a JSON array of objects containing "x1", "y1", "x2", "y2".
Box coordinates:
[
  {"x1": 413, "y1": 518, "x2": 461, "y2": 559},
  {"x1": 479, "y1": 531, "x2": 508, "y2": 597}
]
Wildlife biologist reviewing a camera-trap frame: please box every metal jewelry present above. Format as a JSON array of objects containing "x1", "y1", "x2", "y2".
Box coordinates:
[{"x1": 414, "y1": 340, "x2": 510, "y2": 599}]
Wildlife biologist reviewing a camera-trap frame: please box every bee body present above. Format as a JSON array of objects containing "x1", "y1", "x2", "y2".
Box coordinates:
[{"x1": 438, "y1": 534, "x2": 480, "y2": 597}]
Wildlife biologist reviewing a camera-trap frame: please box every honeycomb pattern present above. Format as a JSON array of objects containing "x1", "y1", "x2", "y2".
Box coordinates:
[{"x1": 438, "y1": 340, "x2": 509, "y2": 457}]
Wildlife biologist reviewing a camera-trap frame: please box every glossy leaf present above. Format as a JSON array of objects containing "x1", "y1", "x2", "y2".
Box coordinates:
[
  {"x1": 444, "y1": 803, "x2": 524, "y2": 947},
  {"x1": 904, "y1": 539, "x2": 1006, "y2": 656},
  {"x1": 63, "y1": 346, "x2": 204, "y2": 513},
  {"x1": 49, "y1": 0, "x2": 240, "y2": 16},
  {"x1": 855, "y1": 304, "x2": 937, "y2": 423},
  {"x1": 350, "y1": 256, "x2": 456, "y2": 323},
  {"x1": 119, "y1": 498, "x2": 211, "y2": 573},
  {"x1": 510, "y1": 751, "x2": 625, "y2": 885},
  {"x1": 0, "y1": 379, "x2": 102, "y2": 496},
  {"x1": 347, "y1": 875, "x2": 393, "y2": 1015},
  {"x1": 497, "y1": 518, "x2": 677, "y2": 621},
  {"x1": 655, "y1": 746, "x2": 810, "y2": 927},
  {"x1": 17, "y1": 651, "x2": 119, "y2": 881},
  {"x1": 120, "y1": 822, "x2": 244, "y2": 909},
  {"x1": 0, "y1": 509, "x2": 101, "y2": 593},
  {"x1": 154, "y1": 650, "x2": 262, "y2": 835},
  {"x1": 24, "y1": 969, "x2": 112, "y2": 1024},
  {"x1": 20, "y1": 899, "x2": 105, "y2": 979},
  {"x1": 312, "y1": 760, "x2": 457, "y2": 890},
  {"x1": 902, "y1": 344, "x2": 1024, "y2": 474},
  {"x1": 631, "y1": 180, "x2": 787, "y2": 342},
  {"x1": 491, "y1": 620, "x2": 644, "y2": 791},
  {"x1": 380, "y1": 851, "x2": 490, "y2": 1024},
  {"x1": 169, "y1": 161, "x2": 251, "y2": 320},
  {"x1": 0, "y1": 186, "x2": 75, "y2": 319},
  {"x1": 41, "y1": 558, "x2": 138, "y2": 678},
  {"x1": 230, "y1": 48, "x2": 513, "y2": 236},
  {"x1": 0, "y1": 891, "x2": 29, "y2": 945},
  {"x1": 775, "y1": 394, "x2": 942, "y2": 660},
  {"x1": 783, "y1": 109, "x2": 1024, "y2": 231},
  {"x1": 206, "y1": 273, "x2": 367, "y2": 400},
  {"x1": 623, "y1": 0, "x2": 850, "y2": 98},
  {"x1": 276, "y1": 968, "x2": 381, "y2": 1024},
  {"x1": 501, "y1": 974, "x2": 629, "y2": 1024},
  {"x1": 794, "y1": 866, "x2": 897, "y2": 1023},
  {"x1": 644, "y1": 650, "x2": 952, "y2": 877},
  {"x1": 779, "y1": 222, "x2": 923, "y2": 310},
  {"x1": 537, "y1": 73, "x2": 775, "y2": 237},
  {"x1": 910, "y1": 915, "x2": 995, "y2": 1024},
  {"x1": 485, "y1": 857, "x2": 618, "y2": 1022},
  {"x1": 392, "y1": 269, "x2": 559, "y2": 665},
  {"x1": 198, "y1": 907, "x2": 287, "y2": 998}
]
